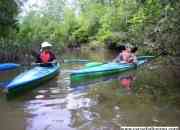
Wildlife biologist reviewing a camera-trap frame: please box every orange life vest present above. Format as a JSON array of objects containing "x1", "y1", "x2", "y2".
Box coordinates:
[{"x1": 40, "y1": 51, "x2": 50, "y2": 64}]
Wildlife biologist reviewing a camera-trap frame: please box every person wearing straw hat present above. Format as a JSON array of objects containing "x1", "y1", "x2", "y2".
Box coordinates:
[{"x1": 36, "y1": 42, "x2": 56, "y2": 66}]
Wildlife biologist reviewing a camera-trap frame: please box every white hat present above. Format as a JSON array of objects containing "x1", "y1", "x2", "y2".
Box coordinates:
[{"x1": 41, "y1": 42, "x2": 52, "y2": 48}]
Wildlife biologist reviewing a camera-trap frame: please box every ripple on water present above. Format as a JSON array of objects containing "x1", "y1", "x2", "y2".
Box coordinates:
[
  {"x1": 50, "y1": 89, "x2": 61, "y2": 94},
  {"x1": 35, "y1": 95, "x2": 45, "y2": 99},
  {"x1": 38, "y1": 90, "x2": 48, "y2": 94}
]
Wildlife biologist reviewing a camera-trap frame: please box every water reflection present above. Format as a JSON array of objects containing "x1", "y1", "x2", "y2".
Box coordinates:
[
  {"x1": 25, "y1": 95, "x2": 96, "y2": 130},
  {"x1": 71, "y1": 74, "x2": 136, "y2": 96},
  {"x1": 118, "y1": 75, "x2": 136, "y2": 90},
  {"x1": 24, "y1": 69, "x2": 98, "y2": 130},
  {"x1": 0, "y1": 49, "x2": 180, "y2": 130}
]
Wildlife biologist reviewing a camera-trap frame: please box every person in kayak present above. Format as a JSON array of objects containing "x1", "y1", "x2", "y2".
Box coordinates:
[
  {"x1": 113, "y1": 45, "x2": 126, "y2": 63},
  {"x1": 128, "y1": 46, "x2": 138, "y2": 64},
  {"x1": 113, "y1": 45, "x2": 138, "y2": 64},
  {"x1": 36, "y1": 42, "x2": 56, "y2": 66}
]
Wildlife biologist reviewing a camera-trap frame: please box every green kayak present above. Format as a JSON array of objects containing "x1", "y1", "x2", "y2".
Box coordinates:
[{"x1": 70, "y1": 56, "x2": 154, "y2": 82}]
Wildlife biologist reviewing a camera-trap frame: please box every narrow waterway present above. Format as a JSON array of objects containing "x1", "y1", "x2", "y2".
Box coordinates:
[{"x1": 0, "y1": 48, "x2": 180, "y2": 130}]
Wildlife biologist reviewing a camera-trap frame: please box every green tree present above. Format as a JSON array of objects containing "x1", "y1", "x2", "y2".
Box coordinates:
[{"x1": 0, "y1": 0, "x2": 18, "y2": 37}]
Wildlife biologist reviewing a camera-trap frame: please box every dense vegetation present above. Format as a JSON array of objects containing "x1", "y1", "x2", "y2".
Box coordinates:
[
  {"x1": 0, "y1": 0, "x2": 19, "y2": 62},
  {"x1": 0, "y1": 0, "x2": 180, "y2": 61}
]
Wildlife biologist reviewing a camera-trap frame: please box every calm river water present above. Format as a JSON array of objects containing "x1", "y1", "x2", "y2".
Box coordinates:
[{"x1": 0, "y1": 48, "x2": 180, "y2": 130}]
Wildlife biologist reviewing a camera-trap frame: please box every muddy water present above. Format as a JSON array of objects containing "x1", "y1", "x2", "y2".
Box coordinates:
[{"x1": 0, "y1": 49, "x2": 180, "y2": 130}]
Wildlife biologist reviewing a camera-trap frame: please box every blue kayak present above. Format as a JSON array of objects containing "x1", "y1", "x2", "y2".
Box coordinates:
[
  {"x1": 4, "y1": 63, "x2": 60, "y2": 97},
  {"x1": 71, "y1": 56, "x2": 154, "y2": 81},
  {"x1": 0, "y1": 63, "x2": 20, "y2": 71}
]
